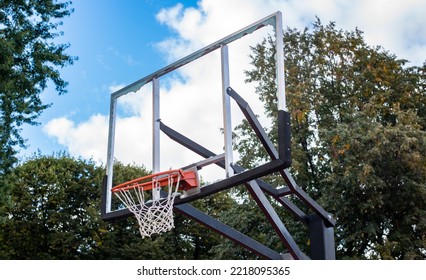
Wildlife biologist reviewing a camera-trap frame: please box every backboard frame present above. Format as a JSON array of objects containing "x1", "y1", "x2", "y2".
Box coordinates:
[
  {"x1": 101, "y1": 11, "x2": 336, "y2": 260},
  {"x1": 102, "y1": 11, "x2": 287, "y2": 218}
]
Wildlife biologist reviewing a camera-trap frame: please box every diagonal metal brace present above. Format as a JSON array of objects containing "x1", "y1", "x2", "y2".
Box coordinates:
[
  {"x1": 232, "y1": 164, "x2": 309, "y2": 226},
  {"x1": 160, "y1": 121, "x2": 225, "y2": 169},
  {"x1": 174, "y1": 203, "x2": 283, "y2": 259},
  {"x1": 226, "y1": 87, "x2": 335, "y2": 227},
  {"x1": 226, "y1": 87, "x2": 279, "y2": 160},
  {"x1": 241, "y1": 177, "x2": 310, "y2": 259}
]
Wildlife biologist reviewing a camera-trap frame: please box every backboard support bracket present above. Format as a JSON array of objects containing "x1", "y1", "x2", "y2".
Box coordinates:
[{"x1": 101, "y1": 11, "x2": 336, "y2": 259}]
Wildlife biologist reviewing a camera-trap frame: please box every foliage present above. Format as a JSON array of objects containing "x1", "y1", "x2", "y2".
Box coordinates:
[
  {"x1": 0, "y1": 154, "x2": 103, "y2": 259},
  {"x1": 0, "y1": 155, "x2": 238, "y2": 259},
  {"x1": 236, "y1": 19, "x2": 426, "y2": 259},
  {"x1": 0, "y1": 0, "x2": 76, "y2": 175},
  {"x1": 158, "y1": 192, "x2": 237, "y2": 260},
  {"x1": 210, "y1": 196, "x2": 281, "y2": 259}
]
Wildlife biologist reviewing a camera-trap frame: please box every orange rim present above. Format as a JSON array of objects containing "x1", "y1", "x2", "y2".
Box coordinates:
[{"x1": 111, "y1": 169, "x2": 198, "y2": 193}]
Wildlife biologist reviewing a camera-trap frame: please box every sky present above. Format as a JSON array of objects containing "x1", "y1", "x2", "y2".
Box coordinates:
[{"x1": 20, "y1": 0, "x2": 426, "y2": 182}]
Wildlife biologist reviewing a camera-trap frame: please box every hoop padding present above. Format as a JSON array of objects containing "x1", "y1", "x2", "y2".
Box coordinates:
[{"x1": 111, "y1": 169, "x2": 197, "y2": 238}]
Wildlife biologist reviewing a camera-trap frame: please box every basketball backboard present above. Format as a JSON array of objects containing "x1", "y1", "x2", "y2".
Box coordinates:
[
  {"x1": 101, "y1": 11, "x2": 336, "y2": 260},
  {"x1": 102, "y1": 11, "x2": 287, "y2": 219}
]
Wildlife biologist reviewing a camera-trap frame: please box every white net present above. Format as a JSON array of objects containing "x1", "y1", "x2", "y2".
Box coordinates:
[{"x1": 114, "y1": 171, "x2": 181, "y2": 238}]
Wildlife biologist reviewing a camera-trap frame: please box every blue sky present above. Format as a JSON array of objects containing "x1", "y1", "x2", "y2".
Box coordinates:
[
  {"x1": 20, "y1": 0, "x2": 426, "y2": 181},
  {"x1": 21, "y1": 0, "x2": 199, "y2": 157}
]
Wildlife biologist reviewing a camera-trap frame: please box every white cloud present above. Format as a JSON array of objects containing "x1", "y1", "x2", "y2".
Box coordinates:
[
  {"x1": 43, "y1": 114, "x2": 109, "y2": 163},
  {"x1": 44, "y1": 0, "x2": 426, "y2": 183},
  {"x1": 155, "y1": 0, "x2": 280, "y2": 61},
  {"x1": 288, "y1": 0, "x2": 426, "y2": 66}
]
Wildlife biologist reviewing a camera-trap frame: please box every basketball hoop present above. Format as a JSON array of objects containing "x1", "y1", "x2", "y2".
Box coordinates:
[{"x1": 111, "y1": 168, "x2": 199, "y2": 238}]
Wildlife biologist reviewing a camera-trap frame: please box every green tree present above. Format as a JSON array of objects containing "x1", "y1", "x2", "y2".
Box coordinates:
[
  {"x1": 0, "y1": 154, "x2": 238, "y2": 259},
  {"x1": 0, "y1": 156, "x2": 167, "y2": 260},
  {"x1": 0, "y1": 0, "x2": 76, "y2": 176},
  {"x1": 237, "y1": 20, "x2": 426, "y2": 259},
  {"x1": 209, "y1": 197, "x2": 283, "y2": 260},
  {"x1": 170, "y1": 192, "x2": 238, "y2": 259},
  {"x1": 0, "y1": 154, "x2": 103, "y2": 259}
]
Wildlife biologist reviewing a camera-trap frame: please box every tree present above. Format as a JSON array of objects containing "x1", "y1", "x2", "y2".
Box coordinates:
[
  {"x1": 0, "y1": 155, "x2": 166, "y2": 259},
  {"x1": 170, "y1": 191, "x2": 238, "y2": 259},
  {"x1": 0, "y1": 154, "x2": 103, "y2": 259},
  {"x1": 237, "y1": 19, "x2": 426, "y2": 259},
  {"x1": 0, "y1": 154, "x2": 238, "y2": 259},
  {"x1": 0, "y1": 0, "x2": 76, "y2": 176}
]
